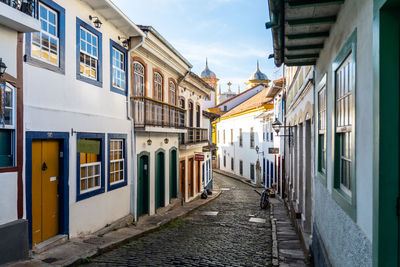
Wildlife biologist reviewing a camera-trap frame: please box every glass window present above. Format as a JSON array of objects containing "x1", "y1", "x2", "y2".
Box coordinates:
[
  {"x1": 112, "y1": 47, "x2": 125, "y2": 90},
  {"x1": 79, "y1": 27, "x2": 98, "y2": 80},
  {"x1": 80, "y1": 146, "x2": 101, "y2": 193},
  {"x1": 31, "y1": 2, "x2": 59, "y2": 65},
  {"x1": 154, "y1": 72, "x2": 163, "y2": 101},
  {"x1": 0, "y1": 83, "x2": 16, "y2": 167},
  {"x1": 239, "y1": 128, "x2": 243, "y2": 147},
  {"x1": 250, "y1": 127, "x2": 255, "y2": 148},
  {"x1": 336, "y1": 53, "x2": 354, "y2": 197},
  {"x1": 133, "y1": 62, "x2": 145, "y2": 96},
  {"x1": 109, "y1": 139, "x2": 124, "y2": 185},
  {"x1": 239, "y1": 160, "x2": 243, "y2": 175},
  {"x1": 169, "y1": 81, "x2": 176, "y2": 105},
  {"x1": 318, "y1": 85, "x2": 327, "y2": 174}
]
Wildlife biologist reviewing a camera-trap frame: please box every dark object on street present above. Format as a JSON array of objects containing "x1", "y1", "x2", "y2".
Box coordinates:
[
  {"x1": 260, "y1": 188, "x2": 270, "y2": 209},
  {"x1": 201, "y1": 190, "x2": 208, "y2": 199},
  {"x1": 207, "y1": 189, "x2": 212, "y2": 195}
]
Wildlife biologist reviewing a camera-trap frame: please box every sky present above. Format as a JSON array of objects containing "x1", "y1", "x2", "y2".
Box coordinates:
[{"x1": 112, "y1": 0, "x2": 281, "y2": 93}]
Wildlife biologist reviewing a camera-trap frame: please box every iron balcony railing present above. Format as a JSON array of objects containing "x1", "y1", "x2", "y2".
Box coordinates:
[
  {"x1": 131, "y1": 96, "x2": 186, "y2": 128},
  {"x1": 0, "y1": 0, "x2": 37, "y2": 17},
  {"x1": 179, "y1": 127, "x2": 208, "y2": 145}
]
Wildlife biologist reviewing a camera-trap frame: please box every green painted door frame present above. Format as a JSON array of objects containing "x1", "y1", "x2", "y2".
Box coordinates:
[
  {"x1": 137, "y1": 152, "x2": 150, "y2": 218},
  {"x1": 155, "y1": 149, "x2": 165, "y2": 211},
  {"x1": 373, "y1": 0, "x2": 400, "y2": 266},
  {"x1": 169, "y1": 147, "x2": 178, "y2": 201}
]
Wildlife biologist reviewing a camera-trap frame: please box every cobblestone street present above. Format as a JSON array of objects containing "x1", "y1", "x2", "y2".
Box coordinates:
[{"x1": 85, "y1": 172, "x2": 272, "y2": 266}]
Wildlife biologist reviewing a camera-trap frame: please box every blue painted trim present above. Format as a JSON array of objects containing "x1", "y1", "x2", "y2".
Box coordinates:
[
  {"x1": 271, "y1": 162, "x2": 274, "y2": 184},
  {"x1": 76, "y1": 132, "x2": 105, "y2": 201},
  {"x1": 109, "y1": 39, "x2": 128, "y2": 96},
  {"x1": 25, "y1": 0, "x2": 66, "y2": 74},
  {"x1": 25, "y1": 131, "x2": 70, "y2": 248},
  {"x1": 76, "y1": 17, "x2": 103, "y2": 88},
  {"x1": 107, "y1": 133, "x2": 128, "y2": 191},
  {"x1": 266, "y1": 159, "x2": 270, "y2": 187}
]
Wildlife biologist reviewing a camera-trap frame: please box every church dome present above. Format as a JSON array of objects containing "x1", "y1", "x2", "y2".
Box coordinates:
[
  {"x1": 201, "y1": 59, "x2": 217, "y2": 79},
  {"x1": 249, "y1": 61, "x2": 269, "y2": 81}
]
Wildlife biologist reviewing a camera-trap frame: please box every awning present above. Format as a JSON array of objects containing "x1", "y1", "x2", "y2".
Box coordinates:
[{"x1": 266, "y1": 0, "x2": 344, "y2": 67}]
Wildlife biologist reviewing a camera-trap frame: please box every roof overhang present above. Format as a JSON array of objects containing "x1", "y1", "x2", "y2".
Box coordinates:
[
  {"x1": 81, "y1": 0, "x2": 145, "y2": 38},
  {"x1": 266, "y1": 0, "x2": 344, "y2": 67}
]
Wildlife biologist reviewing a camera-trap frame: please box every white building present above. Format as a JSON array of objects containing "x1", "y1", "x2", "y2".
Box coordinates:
[
  {"x1": 22, "y1": 0, "x2": 144, "y2": 250},
  {"x1": 0, "y1": 0, "x2": 41, "y2": 264}
]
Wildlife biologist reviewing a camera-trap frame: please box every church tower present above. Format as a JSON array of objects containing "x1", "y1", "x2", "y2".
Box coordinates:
[
  {"x1": 200, "y1": 59, "x2": 219, "y2": 105},
  {"x1": 245, "y1": 60, "x2": 270, "y2": 89}
]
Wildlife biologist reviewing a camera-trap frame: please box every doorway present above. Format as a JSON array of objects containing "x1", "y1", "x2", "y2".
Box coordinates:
[
  {"x1": 155, "y1": 149, "x2": 165, "y2": 210},
  {"x1": 169, "y1": 148, "x2": 177, "y2": 201},
  {"x1": 137, "y1": 152, "x2": 150, "y2": 217},
  {"x1": 197, "y1": 160, "x2": 201, "y2": 193},
  {"x1": 179, "y1": 159, "x2": 186, "y2": 200},
  {"x1": 188, "y1": 157, "x2": 194, "y2": 198}
]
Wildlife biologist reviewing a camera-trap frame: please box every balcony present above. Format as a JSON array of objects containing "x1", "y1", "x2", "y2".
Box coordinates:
[
  {"x1": 179, "y1": 127, "x2": 208, "y2": 148},
  {"x1": 131, "y1": 96, "x2": 186, "y2": 132},
  {"x1": 0, "y1": 0, "x2": 41, "y2": 32}
]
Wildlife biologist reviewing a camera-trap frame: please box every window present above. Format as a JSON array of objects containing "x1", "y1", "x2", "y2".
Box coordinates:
[
  {"x1": 239, "y1": 128, "x2": 243, "y2": 147},
  {"x1": 223, "y1": 129, "x2": 226, "y2": 144},
  {"x1": 188, "y1": 101, "x2": 194, "y2": 127},
  {"x1": 223, "y1": 155, "x2": 226, "y2": 167},
  {"x1": 108, "y1": 134, "x2": 127, "y2": 191},
  {"x1": 335, "y1": 53, "x2": 354, "y2": 197},
  {"x1": 26, "y1": 0, "x2": 65, "y2": 73},
  {"x1": 133, "y1": 61, "x2": 145, "y2": 96},
  {"x1": 318, "y1": 85, "x2": 327, "y2": 174},
  {"x1": 250, "y1": 163, "x2": 255, "y2": 181},
  {"x1": 154, "y1": 72, "x2": 163, "y2": 101},
  {"x1": 250, "y1": 127, "x2": 254, "y2": 148},
  {"x1": 230, "y1": 129, "x2": 233, "y2": 145},
  {"x1": 76, "y1": 17, "x2": 102, "y2": 87},
  {"x1": 224, "y1": 105, "x2": 227, "y2": 111},
  {"x1": 270, "y1": 132, "x2": 273, "y2": 141},
  {"x1": 110, "y1": 40, "x2": 127, "y2": 94},
  {"x1": 231, "y1": 157, "x2": 234, "y2": 171},
  {"x1": 239, "y1": 160, "x2": 243, "y2": 175},
  {"x1": 169, "y1": 81, "x2": 176, "y2": 105},
  {"x1": 0, "y1": 83, "x2": 16, "y2": 167},
  {"x1": 77, "y1": 133, "x2": 105, "y2": 201},
  {"x1": 196, "y1": 104, "x2": 200, "y2": 127},
  {"x1": 32, "y1": 2, "x2": 58, "y2": 65},
  {"x1": 217, "y1": 130, "x2": 220, "y2": 144}
]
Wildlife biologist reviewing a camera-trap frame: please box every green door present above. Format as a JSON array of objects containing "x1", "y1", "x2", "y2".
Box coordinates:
[
  {"x1": 169, "y1": 149, "x2": 177, "y2": 200},
  {"x1": 155, "y1": 151, "x2": 165, "y2": 210},
  {"x1": 137, "y1": 154, "x2": 149, "y2": 217}
]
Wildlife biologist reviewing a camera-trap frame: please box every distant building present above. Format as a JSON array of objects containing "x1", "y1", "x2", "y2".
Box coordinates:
[
  {"x1": 200, "y1": 59, "x2": 219, "y2": 109},
  {"x1": 245, "y1": 61, "x2": 270, "y2": 89}
]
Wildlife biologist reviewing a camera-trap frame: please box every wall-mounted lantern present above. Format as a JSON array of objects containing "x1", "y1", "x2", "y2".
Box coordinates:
[
  {"x1": 118, "y1": 36, "x2": 129, "y2": 49},
  {"x1": 89, "y1": 15, "x2": 102, "y2": 29},
  {"x1": 0, "y1": 58, "x2": 7, "y2": 77}
]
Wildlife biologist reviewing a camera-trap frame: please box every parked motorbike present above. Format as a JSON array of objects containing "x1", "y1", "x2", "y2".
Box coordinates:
[{"x1": 260, "y1": 188, "x2": 270, "y2": 209}]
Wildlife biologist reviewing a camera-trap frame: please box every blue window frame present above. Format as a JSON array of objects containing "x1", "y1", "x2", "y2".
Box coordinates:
[
  {"x1": 25, "y1": 0, "x2": 65, "y2": 74},
  {"x1": 76, "y1": 17, "x2": 102, "y2": 87},
  {"x1": 266, "y1": 160, "x2": 270, "y2": 187},
  {"x1": 110, "y1": 40, "x2": 128, "y2": 95},
  {"x1": 107, "y1": 133, "x2": 127, "y2": 191},
  {"x1": 270, "y1": 162, "x2": 274, "y2": 184},
  {"x1": 76, "y1": 133, "x2": 105, "y2": 201}
]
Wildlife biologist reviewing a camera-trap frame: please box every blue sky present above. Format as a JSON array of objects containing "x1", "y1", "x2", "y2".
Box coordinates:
[{"x1": 112, "y1": 0, "x2": 281, "y2": 93}]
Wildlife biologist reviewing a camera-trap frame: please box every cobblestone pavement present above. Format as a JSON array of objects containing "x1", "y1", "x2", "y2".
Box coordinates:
[{"x1": 85, "y1": 172, "x2": 272, "y2": 266}]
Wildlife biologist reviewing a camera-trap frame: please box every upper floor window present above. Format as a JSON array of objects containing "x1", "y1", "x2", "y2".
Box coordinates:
[
  {"x1": 250, "y1": 127, "x2": 255, "y2": 148},
  {"x1": 318, "y1": 85, "x2": 327, "y2": 174},
  {"x1": 133, "y1": 61, "x2": 145, "y2": 96},
  {"x1": 188, "y1": 101, "x2": 194, "y2": 127},
  {"x1": 230, "y1": 129, "x2": 233, "y2": 145},
  {"x1": 154, "y1": 72, "x2": 163, "y2": 101},
  {"x1": 0, "y1": 83, "x2": 16, "y2": 167},
  {"x1": 108, "y1": 134, "x2": 127, "y2": 191},
  {"x1": 110, "y1": 40, "x2": 127, "y2": 94},
  {"x1": 32, "y1": 2, "x2": 58, "y2": 65},
  {"x1": 223, "y1": 129, "x2": 226, "y2": 144},
  {"x1": 239, "y1": 128, "x2": 242, "y2": 147},
  {"x1": 26, "y1": 0, "x2": 65, "y2": 73},
  {"x1": 169, "y1": 81, "x2": 176, "y2": 105},
  {"x1": 196, "y1": 104, "x2": 200, "y2": 127},
  {"x1": 76, "y1": 17, "x2": 103, "y2": 87}
]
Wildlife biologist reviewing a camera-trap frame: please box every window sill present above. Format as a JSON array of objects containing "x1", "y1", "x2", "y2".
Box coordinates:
[
  {"x1": 76, "y1": 187, "x2": 105, "y2": 202},
  {"x1": 24, "y1": 55, "x2": 65, "y2": 75},
  {"x1": 110, "y1": 86, "x2": 127, "y2": 96},
  {"x1": 316, "y1": 171, "x2": 327, "y2": 187},
  {"x1": 0, "y1": 166, "x2": 18, "y2": 173},
  {"x1": 108, "y1": 179, "x2": 127, "y2": 191},
  {"x1": 76, "y1": 74, "x2": 102, "y2": 88},
  {"x1": 332, "y1": 187, "x2": 355, "y2": 221}
]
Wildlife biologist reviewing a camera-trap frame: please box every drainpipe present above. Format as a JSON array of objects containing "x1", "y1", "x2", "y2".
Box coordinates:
[{"x1": 127, "y1": 36, "x2": 145, "y2": 221}]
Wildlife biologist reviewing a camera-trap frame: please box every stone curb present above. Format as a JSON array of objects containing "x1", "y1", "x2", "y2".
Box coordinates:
[
  {"x1": 66, "y1": 190, "x2": 222, "y2": 267},
  {"x1": 270, "y1": 204, "x2": 279, "y2": 266}
]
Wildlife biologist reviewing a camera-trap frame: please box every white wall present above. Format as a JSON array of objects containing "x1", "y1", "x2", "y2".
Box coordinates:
[
  {"x1": 0, "y1": 26, "x2": 17, "y2": 78},
  {"x1": 0, "y1": 172, "x2": 18, "y2": 225}
]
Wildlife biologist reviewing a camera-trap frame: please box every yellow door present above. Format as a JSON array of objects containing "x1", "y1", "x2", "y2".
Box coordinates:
[{"x1": 32, "y1": 140, "x2": 59, "y2": 245}]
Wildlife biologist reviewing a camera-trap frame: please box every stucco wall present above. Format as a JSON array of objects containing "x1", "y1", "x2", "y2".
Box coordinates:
[
  {"x1": 312, "y1": 0, "x2": 373, "y2": 264},
  {"x1": 0, "y1": 172, "x2": 18, "y2": 225},
  {"x1": 0, "y1": 26, "x2": 17, "y2": 78}
]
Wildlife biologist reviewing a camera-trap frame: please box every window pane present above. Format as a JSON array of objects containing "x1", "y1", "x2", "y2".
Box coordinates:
[
  {"x1": 41, "y1": 19, "x2": 47, "y2": 31},
  {"x1": 49, "y1": 25, "x2": 56, "y2": 36}
]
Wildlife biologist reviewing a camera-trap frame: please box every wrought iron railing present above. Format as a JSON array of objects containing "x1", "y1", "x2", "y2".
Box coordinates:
[
  {"x1": 131, "y1": 96, "x2": 186, "y2": 128},
  {"x1": 0, "y1": 0, "x2": 37, "y2": 17},
  {"x1": 179, "y1": 127, "x2": 208, "y2": 145}
]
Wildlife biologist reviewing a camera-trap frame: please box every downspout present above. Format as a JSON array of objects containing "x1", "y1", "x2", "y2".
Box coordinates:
[{"x1": 127, "y1": 36, "x2": 145, "y2": 221}]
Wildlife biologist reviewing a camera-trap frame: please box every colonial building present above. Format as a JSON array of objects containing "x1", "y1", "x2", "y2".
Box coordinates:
[
  {"x1": 0, "y1": 0, "x2": 40, "y2": 264},
  {"x1": 130, "y1": 25, "x2": 191, "y2": 218},
  {"x1": 22, "y1": 0, "x2": 144, "y2": 252},
  {"x1": 267, "y1": 0, "x2": 400, "y2": 266}
]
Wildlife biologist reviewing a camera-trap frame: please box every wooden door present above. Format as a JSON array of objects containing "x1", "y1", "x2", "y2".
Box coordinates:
[
  {"x1": 32, "y1": 140, "x2": 59, "y2": 245},
  {"x1": 197, "y1": 160, "x2": 201, "y2": 193},
  {"x1": 179, "y1": 160, "x2": 186, "y2": 200},
  {"x1": 188, "y1": 158, "x2": 194, "y2": 197},
  {"x1": 137, "y1": 154, "x2": 149, "y2": 217},
  {"x1": 155, "y1": 152, "x2": 165, "y2": 210},
  {"x1": 169, "y1": 150, "x2": 177, "y2": 200}
]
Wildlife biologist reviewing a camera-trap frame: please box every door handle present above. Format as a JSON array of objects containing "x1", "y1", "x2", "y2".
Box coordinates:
[{"x1": 42, "y1": 162, "x2": 48, "y2": 171}]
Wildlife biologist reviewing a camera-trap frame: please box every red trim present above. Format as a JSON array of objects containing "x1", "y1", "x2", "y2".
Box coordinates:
[
  {"x1": 0, "y1": 167, "x2": 18, "y2": 173},
  {"x1": 17, "y1": 33, "x2": 24, "y2": 219}
]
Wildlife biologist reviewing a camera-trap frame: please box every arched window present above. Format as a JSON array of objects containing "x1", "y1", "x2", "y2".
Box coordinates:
[
  {"x1": 188, "y1": 101, "x2": 194, "y2": 127},
  {"x1": 169, "y1": 81, "x2": 176, "y2": 105},
  {"x1": 179, "y1": 97, "x2": 185, "y2": 127},
  {"x1": 154, "y1": 72, "x2": 163, "y2": 101},
  {"x1": 133, "y1": 62, "x2": 145, "y2": 96}
]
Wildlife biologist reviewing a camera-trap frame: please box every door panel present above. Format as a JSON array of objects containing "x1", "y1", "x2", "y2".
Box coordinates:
[
  {"x1": 188, "y1": 158, "x2": 193, "y2": 197},
  {"x1": 32, "y1": 140, "x2": 59, "y2": 245},
  {"x1": 197, "y1": 161, "x2": 201, "y2": 193},
  {"x1": 155, "y1": 152, "x2": 165, "y2": 210},
  {"x1": 179, "y1": 160, "x2": 185, "y2": 200},
  {"x1": 137, "y1": 155, "x2": 149, "y2": 217}
]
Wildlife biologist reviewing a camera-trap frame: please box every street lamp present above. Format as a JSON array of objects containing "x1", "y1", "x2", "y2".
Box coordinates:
[
  {"x1": 0, "y1": 58, "x2": 7, "y2": 77},
  {"x1": 271, "y1": 118, "x2": 294, "y2": 146}
]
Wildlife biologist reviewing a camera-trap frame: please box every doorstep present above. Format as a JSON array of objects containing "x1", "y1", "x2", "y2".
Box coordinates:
[
  {"x1": 7, "y1": 188, "x2": 221, "y2": 267},
  {"x1": 32, "y1": 235, "x2": 68, "y2": 254}
]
